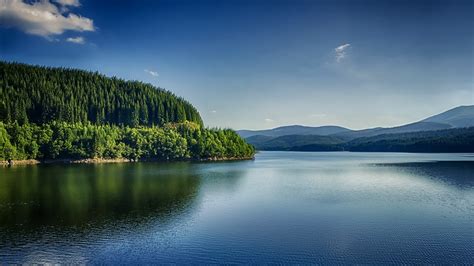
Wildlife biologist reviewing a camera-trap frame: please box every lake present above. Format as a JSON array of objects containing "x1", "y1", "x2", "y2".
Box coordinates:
[{"x1": 0, "y1": 151, "x2": 473, "y2": 264}]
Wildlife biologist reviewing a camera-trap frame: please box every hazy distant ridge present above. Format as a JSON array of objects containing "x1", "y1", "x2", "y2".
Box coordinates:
[
  {"x1": 421, "y1": 105, "x2": 474, "y2": 128},
  {"x1": 239, "y1": 105, "x2": 474, "y2": 152},
  {"x1": 238, "y1": 105, "x2": 474, "y2": 139},
  {"x1": 238, "y1": 125, "x2": 351, "y2": 138}
]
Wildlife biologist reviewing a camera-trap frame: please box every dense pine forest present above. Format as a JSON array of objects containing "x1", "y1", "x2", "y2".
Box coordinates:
[
  {"x1": 0, "y1": 62, "x2": 254, "y2": 162},
  {"x1": 0, "y1": 61, "x2": 202, "y2": 126}
]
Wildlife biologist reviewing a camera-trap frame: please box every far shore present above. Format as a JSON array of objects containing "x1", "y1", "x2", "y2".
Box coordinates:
[{"x1": 1, "y1": 156, "x2": 255, "y2": 166}]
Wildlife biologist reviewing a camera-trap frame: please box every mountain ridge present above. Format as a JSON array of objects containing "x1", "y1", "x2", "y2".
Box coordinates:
[
  {"x1": 238, "y1": 105, "x2": 474, "y2": 139},
  {"x1": 238, "y1": 125, "x2": 351, "y2": 138},
  {"x1": 240, "y1": 105, "x2": 474, "y2": 152},
  {"x1": 421, "y1": 105, "x2": 474, "y2": 128}
]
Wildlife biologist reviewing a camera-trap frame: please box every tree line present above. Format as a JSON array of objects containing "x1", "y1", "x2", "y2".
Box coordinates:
[
  {"x1": 346, "y1": 127, "x2": 474, "y2": 152},
  {"x1": 248, "y1": 127, "x2": 474, "y2": 153},
  {"x1": 0, "y1": 121, "x2": 255, "y2": 161}
]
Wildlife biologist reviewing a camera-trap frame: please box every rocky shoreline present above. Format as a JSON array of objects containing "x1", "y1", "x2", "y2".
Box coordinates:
[{"x1": 1, "y1": 156, "x2": 254, "y2": 166}]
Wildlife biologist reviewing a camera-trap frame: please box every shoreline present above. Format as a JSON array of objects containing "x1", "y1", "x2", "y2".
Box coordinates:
[{"x1": 1, "y1": 156, "x2": 255, "y2": 166}]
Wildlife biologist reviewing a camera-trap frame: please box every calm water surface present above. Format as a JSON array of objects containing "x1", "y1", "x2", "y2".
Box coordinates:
[{"x1": 0, "y1": 152, "x2": 473, "y2": 264}]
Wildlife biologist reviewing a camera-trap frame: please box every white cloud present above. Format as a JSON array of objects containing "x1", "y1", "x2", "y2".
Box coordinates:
[
  {"x1": 54, "y1": 0, "x2": 80, "y2": 7},
  {"x1": 335, "y1": 43, "x2": 351, "y2": 62},
  {"x1": 264, "y1": 118, "x2": 275, "y2": 123},
  {"x1": 144, "y1": 69, "x2": 159, "y2": 77},
  {"x1": 66, "y1": 36, "x2": 84, "y2": 44},
  {"x1": 0, "y1": 0, "x2": 94, "y2": 38},
  {"x1": 210, "y1": 110, "x2": 217, "y2": 113}
]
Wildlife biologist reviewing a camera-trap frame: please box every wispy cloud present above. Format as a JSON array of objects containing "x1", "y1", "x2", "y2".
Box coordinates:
[
  {"x1": 210, "y1": 110, "x2": 217, "y2": 114},
  {"x1": 0, "y1": 0, "x2": 94, "y2": 38},
  {"x1": 264, "y1": 118, "x2": 275, "y2": 123},
  {"x1": 144, "y1": 69, "x2": 159, "y2": 77},
  {"x1": 54, "y1": 0, "x2": 80, "y2": 7},
  {"x1": 66, "y1": 36, "x2": 85, "y2": 44},
  {"x1": 335, "y1": 43, "x2": 351, "y2": 62}
]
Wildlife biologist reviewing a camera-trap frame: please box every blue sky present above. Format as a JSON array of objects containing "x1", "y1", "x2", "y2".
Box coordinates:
[{"x1": 1, "y1": 0, "x2": 473, "y2": 130}]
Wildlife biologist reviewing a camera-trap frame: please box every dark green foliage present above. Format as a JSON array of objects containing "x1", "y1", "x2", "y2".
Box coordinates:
[
  {"x1": 346, "y1": 127, "x2": 474, "y2": 152},
  {"x1": 289, "y1": 144, "x2": 343, "y2": 152},
  {"x1": 0, "y1": 61, "x2": 254, "y2": 161},
  {"x1": 0, "y1": 61, "x2": 203, "y2": 126},
  {"x1": 248, "y1": 127, "x2": 474, "y2": 153},
  {"x1": 246, "y1": 134, "x2": 345, "y2": 151},
  {"x1": 0, "y1": 122, "x2": 255, "y2": 161}
]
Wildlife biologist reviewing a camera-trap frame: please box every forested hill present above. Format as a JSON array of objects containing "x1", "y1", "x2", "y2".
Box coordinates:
[
  {"x1": 0, "y1": 61, "x2": 255, "y2": 162},
  {"x1": 247, "y1": 127, "x2": 474, "y2": 153},
  {"x1": 0, "y1": 61, "x2": 203, "y2": 126}
]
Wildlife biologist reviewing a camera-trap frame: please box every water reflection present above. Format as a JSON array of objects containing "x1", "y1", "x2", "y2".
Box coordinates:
[
  {"x1": 0, "y1": 161, "x2": 251, "y2": 264},
  {"x1": 0, "y1": 153, "x2": 472, "y2": 264},
  {"x1": 0, "y1": 163, "x2": 201, "y2": 227}
]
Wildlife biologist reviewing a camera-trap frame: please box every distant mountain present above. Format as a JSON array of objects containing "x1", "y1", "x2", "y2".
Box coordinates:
[
  {"x1": 249, "y1": 127, "x2": 474, "y2": 153},
  {"x1": 239, "y1": 106, "x2": 474, "y2": 140},
  {"x1": 335, "y1": 105, "x2": 474, "y2": 140},
  {"x1": 237, "y1": 125, "x2": 351, "y2": 138},
  {"x1": 346, "y1": 127, "x2": 474, "y2": 153},
  {"x1": 245, "y1": 135, "x2": 275, "y2": 145},
  {"x1": 334, "y1": 121, "x2": 452, "y2": 140},
  {"x1": 421, "y1": 105, "x2": 474, "y2": 128},
  {"x1": 240, "y1": 105, "x2": 474, "y2": 153},
  {"x1": 246, "y1": 134, "x2": 345, "y2": 151}
]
